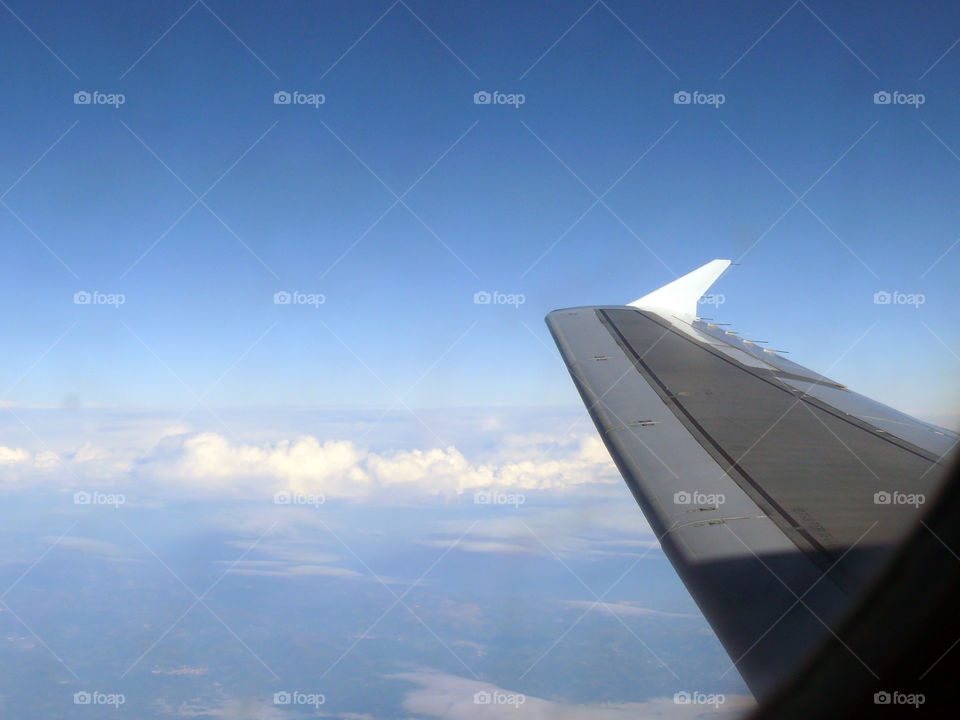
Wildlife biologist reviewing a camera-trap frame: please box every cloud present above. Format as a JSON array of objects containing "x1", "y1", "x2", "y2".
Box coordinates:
[
  {"x1": 169, "y1": 697, "x2": 285, "y2": 719},
  {"x1": 218, "y1": 560, "x2": 365, "y2": 580},
  {"x1": 0, "y1": 430, "x2": 618, "y2": 500},
  {"x1": 0, "y1": 446, "x2": 31, "y2": 465},
  {"x1": 169, "y1": 696, "x2": 373, "y2": 719},
  {"x1": 145, "y1": 433, "x2": 370, "y2": 496},
  {"x1": 393, "y1": 669, "x2": 755, "y2": 719},
  {"x1": 0, "y1": 446, "x2": 58, "y2": 469},
  {"x1": 424, "y1": 503, "x2": 659, "y2": 558},
  {"x1": 42, "y1": 535, "x2": 132, "y2": 559},
  {"x1": 211, "y1": 538, "x2": 415, "y2": 585},
  {"x1": 153, "y1": 431, "x2": 613, "y2": 496},
  {"x1": 559, "y1": 600, "x2": 698, "y2": 619},
  {"x1": 421, "y1": 538, "x2": 537, "y2": 555}
]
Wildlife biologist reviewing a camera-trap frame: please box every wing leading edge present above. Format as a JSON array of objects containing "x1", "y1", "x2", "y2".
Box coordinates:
[{"x1": 546, "y1": 260, "x2": 955, "y2": 699}]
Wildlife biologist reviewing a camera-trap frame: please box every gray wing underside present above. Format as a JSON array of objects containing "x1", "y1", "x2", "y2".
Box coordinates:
[{"x1": 546, "y1": 303, "x2": 954, "y2": 699}]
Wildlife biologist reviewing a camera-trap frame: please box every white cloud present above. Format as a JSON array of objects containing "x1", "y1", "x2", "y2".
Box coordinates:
[
  {"x1": 0, "y1": 446, "x2": 31, "y2": 465},
  {"x1": 168, "y1": 697, "x2": 285, "y2": 719},
  {"x1": 149, "y1": 433, "x2": 370, "y2": 495},
  {"x1": 169, "y1": 696, "x2": 373, "y2": 719},
  {"x1": 393, "y1": 669, "x2": 755, "y2": 719},
  {"x1": 222, "y1": 563, "x2": 365, "y2": 579},
  {"x1": 159, "y1": 431, "x2": 613, "y2": 497},
  {"x1": 559, "y1": 600, "x2": 698, "y2": 619},
  {"x1": 0, "y1": 430, "x2": 618, "y2": 500},
  {"x1": 42, "y1": 535, "x2": 132, "y2": 559},
  {"x1": 425, "y1": 502, "x2": 659, "y2": 558},
  {"x1": 421, "y1": 538, "x2": 538, "y2": 555}
]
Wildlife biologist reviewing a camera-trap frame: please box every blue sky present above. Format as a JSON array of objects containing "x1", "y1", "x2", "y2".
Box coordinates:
[{"x1": 1, "y1": 0, "x2": 958, "y2": 425}]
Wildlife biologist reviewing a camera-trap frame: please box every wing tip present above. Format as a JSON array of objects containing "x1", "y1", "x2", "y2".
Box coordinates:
[{"x1": 628, "y1": 258, "x2": 731, "y2": 319}]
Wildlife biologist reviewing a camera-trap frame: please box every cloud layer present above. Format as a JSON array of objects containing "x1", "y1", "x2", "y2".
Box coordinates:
[
  {"x1": 394, "y1": 669, "x2": 755, "y2": 719},
  {"x1": 0, "y1": 430, "x2": 618, "y2": 500}
]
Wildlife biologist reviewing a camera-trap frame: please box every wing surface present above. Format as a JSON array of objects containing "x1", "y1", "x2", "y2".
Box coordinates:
[{"x1": 546, "y1": 260, "x2": 955, "y2": 698}]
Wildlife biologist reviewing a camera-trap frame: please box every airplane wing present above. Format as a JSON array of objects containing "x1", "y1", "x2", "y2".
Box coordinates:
[{"x1": 545, "y1": 260, "x2": 956, "y2": 700}]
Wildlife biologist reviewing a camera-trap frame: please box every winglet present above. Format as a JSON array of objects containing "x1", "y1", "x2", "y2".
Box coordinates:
[{"x1": 628, "y1": 259, "x2": 731, "y2": 320}]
